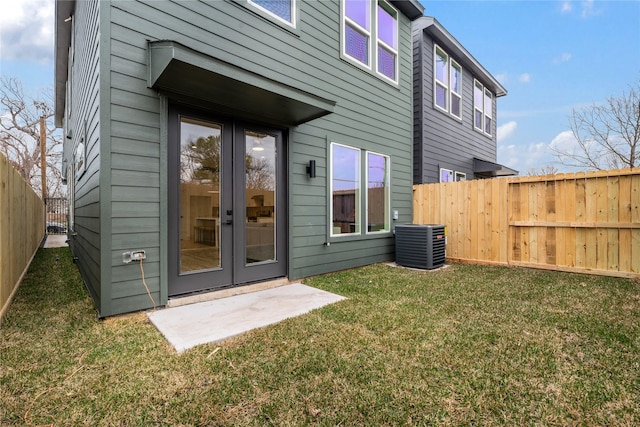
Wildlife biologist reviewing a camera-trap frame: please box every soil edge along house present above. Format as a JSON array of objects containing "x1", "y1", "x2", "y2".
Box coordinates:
[{"x1": 54, "y1": 0, "x2": 424, "y2": 317}]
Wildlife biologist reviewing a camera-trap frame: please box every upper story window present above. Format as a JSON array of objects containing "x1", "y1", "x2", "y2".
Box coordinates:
[
  {"x1": 248, "y1": 0, "x2": 295, "y2": 27},
  {"x1": 474, "y1": 80, "x2": 493, "y2": 137},
  {"x1": 376, "y1": 3, "x2": 398, "y2": 82},
  {"x1": 342, "y1": 0, "x2": 399, "y2": 84},
  {"x1": 434, "y1": 45, "x2": 462, "y2": 120}
]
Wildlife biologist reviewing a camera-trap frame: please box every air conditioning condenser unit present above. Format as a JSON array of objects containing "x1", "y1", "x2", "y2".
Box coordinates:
[{"x1": 394, "y1": 224, "x2": 446, "y2": 269}]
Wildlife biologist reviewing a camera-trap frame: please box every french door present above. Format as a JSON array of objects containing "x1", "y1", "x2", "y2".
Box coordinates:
[{"x1": 168, "y1": 106, "x2": 287, "y2": 296}]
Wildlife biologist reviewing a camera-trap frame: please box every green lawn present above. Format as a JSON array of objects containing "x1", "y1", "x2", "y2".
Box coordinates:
[{"x1": 1, "y1": 247, "x2": 639, "y2": 426}]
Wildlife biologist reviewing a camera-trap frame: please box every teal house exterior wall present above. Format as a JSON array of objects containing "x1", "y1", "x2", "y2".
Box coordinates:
[{"x1": 56, "y1": 0, "x2": 423, "y2": 317}]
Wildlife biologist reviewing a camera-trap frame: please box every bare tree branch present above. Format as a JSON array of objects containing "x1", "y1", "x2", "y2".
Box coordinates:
[
  {"x1": 526, "y1": 165, "x2": 559, "y2": 176},
  {"x1": 552, "y1": 79, "x2": 640, "y2": 170},
  {"x1": 0, "y1": 77, "x2": 63, "y2": 197}
]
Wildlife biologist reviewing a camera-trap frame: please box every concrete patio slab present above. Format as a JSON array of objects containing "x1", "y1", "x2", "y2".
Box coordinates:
[{"x1": 147, "y1": 283, "x2": 346, "y2": 353}]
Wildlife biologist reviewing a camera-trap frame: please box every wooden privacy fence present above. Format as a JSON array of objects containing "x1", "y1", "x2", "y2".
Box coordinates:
[
  {"x1": 413, "y1": 168, "x2": 640, "y2": 279},
  {"x1": 1, "y1": 153, "x2": 45, "y2": 320}
]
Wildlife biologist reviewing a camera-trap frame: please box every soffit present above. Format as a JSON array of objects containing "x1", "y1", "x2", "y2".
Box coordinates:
[
  {"x1": 390, "y1": 0, "x2": 425, "y2": 20},
  {"x1": 147, "y1": 41, "x2": 336, "y2": 126},
  {"x1": 473, "y1": 157, "x2": 519, "y2": 177},
  {"x1": 54, "y1": 0, "x2": 76, "y2": 128}
]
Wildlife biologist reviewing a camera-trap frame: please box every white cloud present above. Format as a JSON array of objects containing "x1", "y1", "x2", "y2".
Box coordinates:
[
  {"x1": 580, "y1": 0, "x2": 601, "y2": 18},
  {"x1": 548, "y1": 130, "x2": 580, "y2": 153},
  {"x1": 498, "y1": 139, "x2": 554, "y2": 174},
  {"x1": 497, "y1": 121, "x2": 517, "y2": 143},
  {"x1": 554, "y1": 52, "x2": 573, "y2": 63},
  {"x1": 497, "y1": 130, "x2": 587, "y2": 174},
  {"x1": 518, "y1": 73, "x2": 532, "y2": 83},
  {"x1": 0, "y1": 0, "x2": 54, "y2": 64},
  {"x1": 495, "y1": 73, "x2": 509, "y2": 85},
  {"x1": 560, "y1": 0, "x2": 601, "y2": 18}
]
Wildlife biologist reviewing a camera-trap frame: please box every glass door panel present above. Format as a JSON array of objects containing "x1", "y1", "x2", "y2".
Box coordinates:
[
  {"x1": 179, "y1": 118, "x2": 222, "y2": 274},
  {"x1": 244, "y1": 131, "x2": 276, "y2": 265}
]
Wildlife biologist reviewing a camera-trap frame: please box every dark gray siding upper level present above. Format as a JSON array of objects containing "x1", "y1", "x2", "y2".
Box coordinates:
[{"x1": 413, "y1": 25, "x2": 500, "y2": 184}]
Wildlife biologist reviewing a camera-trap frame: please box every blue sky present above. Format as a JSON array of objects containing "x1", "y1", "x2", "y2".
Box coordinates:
[
  {"x1": 1, "y1": 0, "x2": 639, "y2": 174},
  {"x1": 423, "y1": 0, "x2": 640, "y2": 173}
]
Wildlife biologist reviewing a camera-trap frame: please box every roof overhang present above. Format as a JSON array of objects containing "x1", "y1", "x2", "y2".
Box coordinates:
[
  {"x1": 147, "y1": 41, "x2": 336, "y2": 126},
  {"x1": 54, "y1": 0, "x2": 75, "y2": 128},
  {"x1": 390, "y1": 0, "x2": 425, "y2": 20},
  {"x1": 414, "y1": 16, "x2": 507, "y2": 97},
  {"x1": 473, "y1": 158, "x2": 518, "y2": 178}
]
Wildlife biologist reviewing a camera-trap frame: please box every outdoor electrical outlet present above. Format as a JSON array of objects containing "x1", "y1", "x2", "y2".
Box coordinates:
[{"x1": 122, "y1": 250, "x2": 146, "y2": 264}]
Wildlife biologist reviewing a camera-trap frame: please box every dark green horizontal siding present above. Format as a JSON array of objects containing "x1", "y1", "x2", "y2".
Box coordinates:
[
  {"x1": 102, "y1": 0, "x2": 416, "y2": 314},
  {"x1": 63, "y1": 0, "x2": 102, "y2": 307}
]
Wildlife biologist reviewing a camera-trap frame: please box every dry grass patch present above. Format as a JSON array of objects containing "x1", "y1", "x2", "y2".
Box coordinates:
[{"x1": 1, "y1": 247, "x2": 639, "y2": 425}]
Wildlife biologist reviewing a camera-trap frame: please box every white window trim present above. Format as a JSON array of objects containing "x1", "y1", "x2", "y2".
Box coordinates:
[
  {"x1": 375, "y1": 1, "x2": 399, "y2": 84},
  {"x1": 433, "y1": 45, "x2": 448, "y2": 113},
  {"x1": 484, "y1": 88, "x2": 493, "y2": 137},
  {"x1": 330, "y1": 142, "x2": 361, "y2": 237},
  {"x1": 440, "y1": 167, "x2": 454, "y2": 183},
  {"x1": 474, "y1": 79, "x2": 494, "y2": 137},
  {"x1": 474, "y1": 79, "x2": 483, "y2": 133},
  {"x1": 341, "y1": 0, "x2": 373, "y2": 71},
  {"x1": 450, "y1": 59, "x2": 462, "y2": 120},
  {"x1": 248, "y1": 0, "x2": 296, "y2": 28},
  {"x1": 434, "y1": 44, "x2": 462, "y2": 121},
  {"x1": 67, "y1": 164, "x2": 75, "y2": 233},
  {"x1": 341, "y1": 0, "x2": 399, "y2": 85},
  {"x1": 75, "y1": 141, "x2": 85, "y2": 176},
  {"x1": 366, "y1": 151, "x2": 391, "y2": 234},
  {"x1": 454, "y1": 171, "x2": 466, "y2": 182}
]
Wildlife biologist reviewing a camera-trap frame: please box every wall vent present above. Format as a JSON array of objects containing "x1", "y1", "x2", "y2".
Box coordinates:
[{"x1": 395, "y1": 224, "x2": 446, "y2": 269}]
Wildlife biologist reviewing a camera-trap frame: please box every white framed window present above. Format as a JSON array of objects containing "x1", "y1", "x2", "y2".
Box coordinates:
[
  {"x1": 450, "y1": 60, "x2": 462, "y2": 119},
  {"x1": 248, "y1": 0, "x2": 296, "y2": 27},
  {"x1": 366, "y1": 151, "x2": 390, "y2": 233},
  {"x1": 67, "y1": 164, "x2": 75, "y2": 232},
  {"x1": 341, "y1": 0, "x2": 399, "y2": 84},
  {"x1": 484, "y1": 88, "x2": 493, "y2": 135},
  {"x1": 474, "y1": 79, "x2": 494, "y2": 137},
  {"x1": 376, "y1": 1, "x2": 398, "y2": 82},
  {"x1": 331, "y1": 143, "x2": 361, "y2": 236},
  {"x1": 75, "y1": 141, "x2": 85, "y2": 176},
  {"x1": 75, "y1": 119, "x2": 88, "y2": 177},
  {"x1": 454, "y1": 171, "x2": 466, "y2": 181},
  {"x1": 434, "y1": 44, "x2": 462, "y2": 120},
  {"x1": 434, "y1": 46, "x2": 448, "y2": 111},
  {"x1": 440, "y1": 168, "x2": 453, "y2": 183}
]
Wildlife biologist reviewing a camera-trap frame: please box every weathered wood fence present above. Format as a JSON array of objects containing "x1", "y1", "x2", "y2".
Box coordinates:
[
  {"x1": 413, "y1": 168, "x2": 640, "y2": 279},
  {"x1": 1, "y1": 153, "x2": 45, "y2": 320}
]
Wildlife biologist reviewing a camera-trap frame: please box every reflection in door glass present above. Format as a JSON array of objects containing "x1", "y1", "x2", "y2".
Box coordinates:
[
  {"x1": 245, "y1": 131, "x2": 276, "y2": 264},
  {"x1": 179, "y1": 118, "x2": 222, "y2": 274}
]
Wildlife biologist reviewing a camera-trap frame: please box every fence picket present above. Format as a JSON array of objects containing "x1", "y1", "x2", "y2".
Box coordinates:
[{"x1": 412, "y1": 168, "x2": 640, "y2": 279}]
